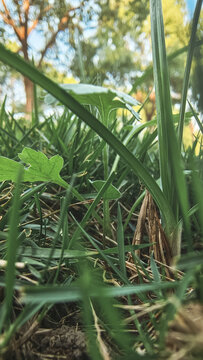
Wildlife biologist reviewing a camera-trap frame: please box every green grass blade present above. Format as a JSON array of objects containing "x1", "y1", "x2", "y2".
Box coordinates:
[
  {"x1": 69, "y1": 171, "x2": 116, "y2": 248},
  {"x1": 0, "y1": 303, "x2": 42, "y2": 349},
  {"x1": 192, "y1": 167, "x2": 203, "y2": 238},
  {"x1": 0, "y1": 96, "x2": 7, "y2": 128},
  {"x1": 159, "y1": 270, "x2": 194, "y2": 347},
  {"x1": 150, "y1": 0, "x2": 173, "y2": 202},
  {"x1": 44, "y1": 177, "x2": 76, "y2": 274},
  {"x1": 178, "y1": 0, "x2": 203, "y2": 144},
  {"x1": 111, "y1": 118, "x2": 157, "y2": 174},
  {"x1": 71, "y1": 214, "x2": 130, "y2": 284},
  {"x1": 188, "y1": 99, "x2": 203, "y2": 133},
  {"x1": 150, "y1": 0, "x2": 191, "y2": 252},
  {"x1": 21, "y1": 281, "x2": 179, "y2": 304},
  {"x1": 0, "y1": 43, "x2": 176, "y2": 233},
  {"x1": 117, "y1": 204, "x2": 127, "y2": 277},
  {"x1": 123, "y1": 191, "x2": 145, "y2": 231}
]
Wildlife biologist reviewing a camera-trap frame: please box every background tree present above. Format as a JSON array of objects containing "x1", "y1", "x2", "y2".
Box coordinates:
[
  {"x1": 0, "y1": 0, "x2": 86, "y2": 113},
  {"x1": 70, "y1": 0, "x2": 150, "y2": 85},
  {"x1": 0, "y1": 0, "x2": 198, "y2": 121},
  {"x1": 70, "y1": 0, "x2": 190, "y2": 121}
]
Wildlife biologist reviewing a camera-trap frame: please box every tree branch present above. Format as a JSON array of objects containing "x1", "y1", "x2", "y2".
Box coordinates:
[
  {"x1": 0, "y1": 2, "x2": 23, "y2": 43},
  {"x1": 13, "y1": 0, "x2": 23, "y2": 25},
  {"x1": 27, "y1": 5, "x2": 53, "y2": 36},
  {"x1": 38, "y1": 5, "x2": 81, "y2": 67},
  {"x1": 0, "y1": 0, "x2": 16, "y2": 28},
  {"x1": 23, "y1": 0, "x2": 30, "y2": 44}
]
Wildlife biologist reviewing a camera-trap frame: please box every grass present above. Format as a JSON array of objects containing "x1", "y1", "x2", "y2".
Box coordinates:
[{"x1": 0, "y1": 0, "x2": 202, "y2": 359}]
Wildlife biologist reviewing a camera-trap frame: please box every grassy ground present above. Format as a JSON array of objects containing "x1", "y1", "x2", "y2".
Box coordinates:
[{"x1": 0, "y1": 1, "x2": 202, "y2": 359}]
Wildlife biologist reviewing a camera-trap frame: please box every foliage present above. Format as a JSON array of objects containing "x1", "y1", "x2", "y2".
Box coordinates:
[
  {"x1": 0, "y1": 147, "x2": 65, "y2": 184},
  {"x1": 71, "y1": 0, "x2": 150, "y2": 84}
]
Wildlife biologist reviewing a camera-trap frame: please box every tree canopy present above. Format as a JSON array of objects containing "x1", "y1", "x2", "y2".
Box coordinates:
[
  {"x1": 0, "y1": 0, "x2": 200, "y2": 115},
  {"x1": 0, "y1": 0, "x2": 87, "y2": 112}
]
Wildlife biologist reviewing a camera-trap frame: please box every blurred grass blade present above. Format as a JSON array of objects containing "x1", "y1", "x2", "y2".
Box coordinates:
[
  {"x1": 159, "y1": 270, "x2": 194, "y2": 346},
  {"x1": 150, "y1": 253, "x2": 163, "y2": 297},
  {"x1": 178, "y1": 0, "x2": 203, "y2": 144},
  {"x1": 0, "y1": 43, "x2": 176, "y2": 234},
  {"x1": 21, "y1": 281, "x2": 179, "y2": 304},
  {"x1": 188, "y1": 99, "x2": 203, "y2": 133},
  {"x1": 176, "y1": 251, "x2": 203, "y2": 270},
  {"x1": 192, "y1": 167, "x2": 203, "y2": 238},
  {"x1": 0, "y1": 96, "x2": 7, "y2": 128}
]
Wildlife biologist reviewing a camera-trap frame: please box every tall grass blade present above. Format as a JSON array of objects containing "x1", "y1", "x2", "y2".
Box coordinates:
[
  {"x1": 178, "y1": 0, "x2": 203, "y2": 144},
  {"x1": 192, "y1": 167, "x2": 203, "y2": 238},
  {"x1": 150, "y1": 0, "x2": 191, "y2": 253},
  {"x1": 150, "y1": 0, "x2": 173, "y2": 202},
  {"x1": 117, "y1": 204, "x2": 127, "y2": 277}
]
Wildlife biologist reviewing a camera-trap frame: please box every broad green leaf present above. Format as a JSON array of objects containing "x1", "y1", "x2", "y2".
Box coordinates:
[
  {"x1": 18, "y1": 147, "x2": 67, "y2": 187},
  {"x1": 0, "y1": 148, "x2": 67, "y2": 188},
  {"x1": 0, "y1": 157, "x2": 23, "y2": 182},
  {"x1": 90, "y1": 180, "x2": 121, "y2": 200},
  {"x1": 45, "y1": 83, "x2": 141, "y2": 121}
]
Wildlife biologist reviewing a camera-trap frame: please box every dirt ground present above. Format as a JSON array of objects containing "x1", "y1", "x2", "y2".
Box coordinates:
[{"x1": 1, "y1": 302, "x2": 203, "y2": 360}]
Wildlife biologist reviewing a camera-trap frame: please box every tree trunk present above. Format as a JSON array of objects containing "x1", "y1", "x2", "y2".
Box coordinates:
[{"x1": 24, "y1": 76, "x2": 34, "y2": 115}]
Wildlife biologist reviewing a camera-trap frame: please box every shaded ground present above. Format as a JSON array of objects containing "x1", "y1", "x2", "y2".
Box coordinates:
[
  {"x1": 27, "y1": 325, "x2": 87, "y2": 360},
  {"x1": 3, "y1": 324, "x2": 89, "y2": 360},
  {"x1": 1, "y1": 302, "x2": 202, "y2": 360}
]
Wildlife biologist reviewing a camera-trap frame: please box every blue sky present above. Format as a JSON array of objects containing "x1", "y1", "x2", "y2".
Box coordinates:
[{"x1": 186, "y1": 0, "x2": 196, "y2": 16}]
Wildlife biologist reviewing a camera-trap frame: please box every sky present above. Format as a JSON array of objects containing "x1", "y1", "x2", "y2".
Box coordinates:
[{"x1": 186, "y1": 0, "x2": 196, "y2": 17}]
